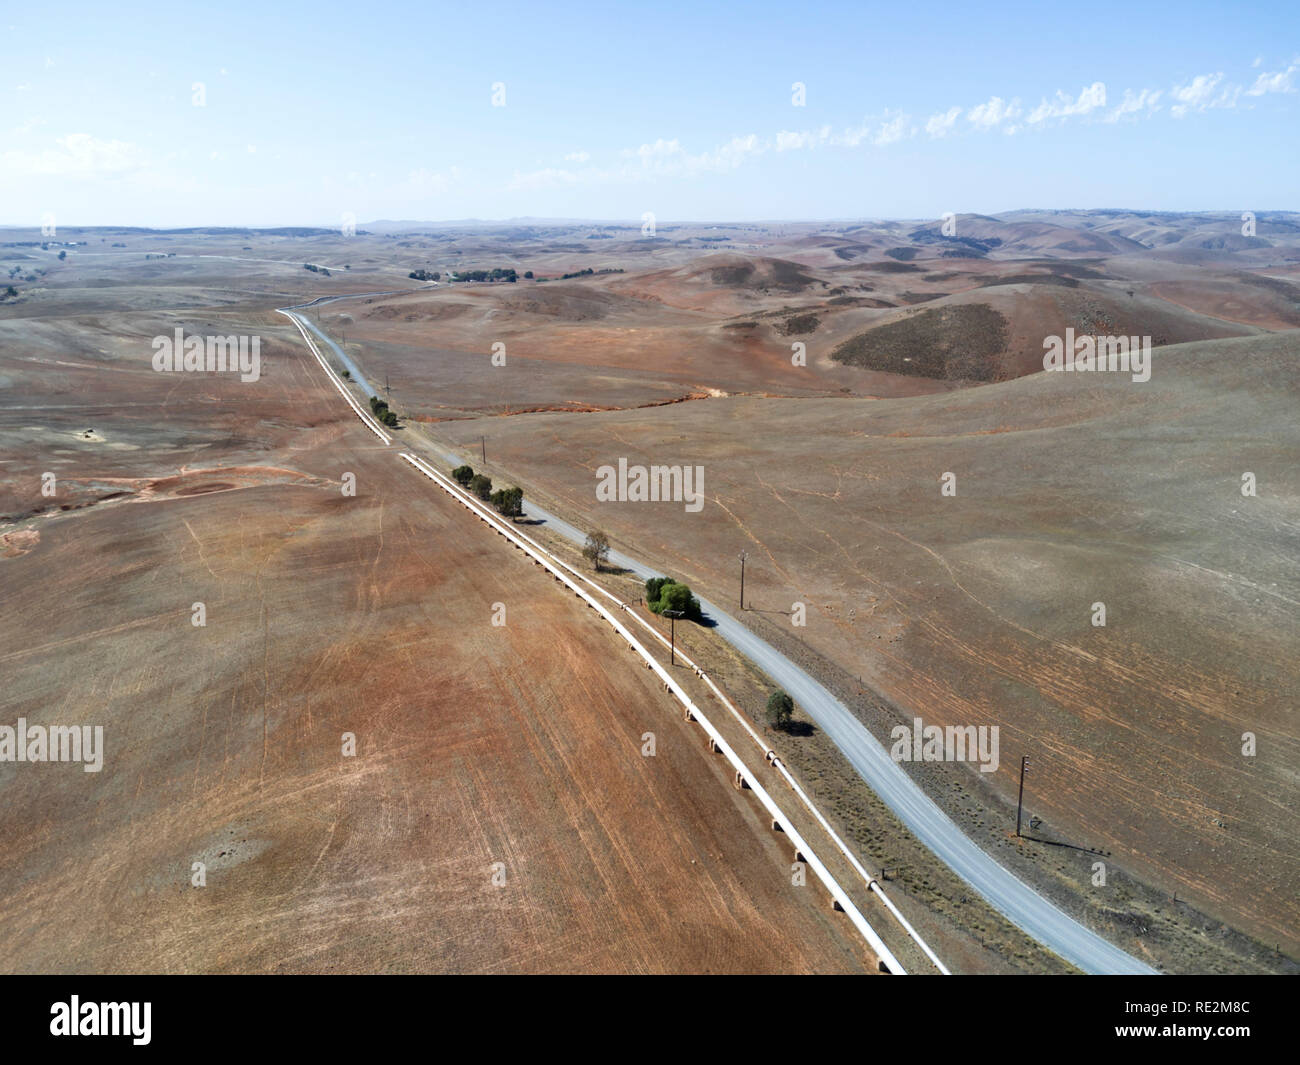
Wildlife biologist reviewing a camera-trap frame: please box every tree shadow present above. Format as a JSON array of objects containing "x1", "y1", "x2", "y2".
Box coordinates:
[{"x1": 776, "y1": 721, "x2": 816, "y2": 738}]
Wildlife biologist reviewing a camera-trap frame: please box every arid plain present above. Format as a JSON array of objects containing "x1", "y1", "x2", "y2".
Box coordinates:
[{"x1": 1, "y1": 212, "x2": 1296, "y2": 973}]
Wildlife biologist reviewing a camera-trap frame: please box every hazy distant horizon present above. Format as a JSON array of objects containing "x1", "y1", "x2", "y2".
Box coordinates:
[{"x1": 4, "y1": 207, "x2": 1299, "y2": 233}]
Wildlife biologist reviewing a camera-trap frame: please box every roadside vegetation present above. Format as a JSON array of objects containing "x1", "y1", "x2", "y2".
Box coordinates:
[
  {"x1": 582, "y1": 529, "x2": 611, "y2": 570},
  {"x1": 765, "y1": 690, "x2": 794, "y2": 731},
  {"x1": 368, "y1": 395, "x2": 398, "y2": 427},
  {"x1": 644, "y1": 575, "x2": 702, "y2": 621}
]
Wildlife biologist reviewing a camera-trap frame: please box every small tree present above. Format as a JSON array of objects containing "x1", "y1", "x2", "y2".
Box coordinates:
[
  {"x1": 452, "y1": 465, "x2": 475, "y2": 487},
  {"x1": 582, "y1": 529, "x2": 611, "y2": 570},
  {"x1": 765, "y1": 690, "x2": 794, "y2": 731},
  {"x1": 469, "y1": 473, "x2": 492, "y2": 500}
]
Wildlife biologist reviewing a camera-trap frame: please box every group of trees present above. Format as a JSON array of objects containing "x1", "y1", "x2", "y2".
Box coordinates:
[
  {"x1": 303, "y1": 263, "x2": 332, "y2": 276},
  {"x1": 368, "y1": 395, "x2": 398, "y2": 427},
  {"x1": 452, "y1": 465, "x2": 523, "y2": 518},
  {"x1": 644, "y1": 575, "x2": 702, "y2": 621},
  {"x1": 452, "y1": 267, "x2": 517, "y2": 283},
  {"x1": 408, "y1": 269, "x2": 440, "y2": 281},
  {"x1": 548, "y1": 267, "x2": 626, "y2": 281}
]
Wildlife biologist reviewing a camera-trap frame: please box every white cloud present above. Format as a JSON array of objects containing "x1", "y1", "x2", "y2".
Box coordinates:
[
  {"x1": 871, "y1": 113, "x2": 911, "y2": 145},
  {"x1": 968, "y1": 95, "x2": 1022, "y2": 130},
  {"x1": 830, "y1": 114, "x2": 912, "y2": 147},
  {"x1": 833, "y1": 120, "x2": 873, "y2": 147},
  {"x1": 1170, "y1": 72, "x2": 1227, "y2": 117},
  {"x1": 0, "y1": 133, "x2": 143, "y2": 176},
  {"x1": 626, "y1": 138, "x2": 685, "y2": 165},
  {"x1": 1105, "y1": 87, "x2": 1162, "y2": 122},
  {"x1": 1247, "y1": 62, "x2": 1298, "y2": 96},
  {"x1": 563, "y1": 150, "x2": 590, "y2": 163},
  {"x1": 1026, "y1": 81, "x2": 1107, "y2": 125},
  {"x1": 706, "y1": 133, "x2": 764, "y2": 169},
  {"x1": 508, "y1": 166, "x2": 585, "y2": 190},
  {"x1": 924, "y1": 106, "x2": 962, "y2": 138},
  {"x1": 624, "y1": 134, "x2": 764, "y2": 175},
  {"x1": 775, "y1": 129, "x2": 807, "y2": 151}
]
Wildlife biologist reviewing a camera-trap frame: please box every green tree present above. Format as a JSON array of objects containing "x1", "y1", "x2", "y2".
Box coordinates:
[
  {"x1": 490, "y1": 485, "x2": 524, "y2": 518},
  {"x1": 645, "y1": 576, "x2": 701, "y2": 620},
  {"x1": 469, "y1": 473, "x2": 492, "y2": 500},
  {"x1": 659, "y1": 582, "x2": 699, "y2": 618},
  {"x1": 765, "y1": 690, "x2": 794, "y2": 731},
  {"x1": 582, "y1": 529, "x2": 611, "y2": 570},
  {"x1": 452, "y1": 465, "x2": 475, "y2": 487},
  {"x1": 645, "y1": 575, "x2": 672, "y2": 605}
]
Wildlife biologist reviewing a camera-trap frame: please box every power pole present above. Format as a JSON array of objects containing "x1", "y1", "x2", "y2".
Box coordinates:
[
  {"x1": 664, "y1": 609, "x2": 684, "y2": 665},
  {"x1": 384, "y1": 373, "x2": 391, "y2": 399},
  {"x1": 480, "y1": 436, "x2": 486, "y2": 464},
  {"x1": 738, "y1": 550, "x2": 748, "y2": 610},
  {"x1": 1016, "y1": 756, "x2": 1029, "y2": 837}
]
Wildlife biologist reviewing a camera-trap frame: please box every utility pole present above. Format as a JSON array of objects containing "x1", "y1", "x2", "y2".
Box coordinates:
[
  {"x1": 664, "y1": 609, "x2": 684, "y2": 666},
  {"x1": 1016, "y1": 756, "x2": 1029, "y2": 837},
  {"x1": 737, "y1": 550, "x2": 748, "y2": 610},
  {"x1": 384, "y1": 373, "x2": 391, "y2": 399},
  {"x1": 481, "y1": 436, "x2": 486, "y2": 464}
]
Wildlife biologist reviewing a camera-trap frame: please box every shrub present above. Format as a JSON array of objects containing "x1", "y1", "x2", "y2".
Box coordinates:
[
  {"x1": 469, "y1": 474, "x2": 492, "y2": 499},
  {"x1": 452, "y1": 465, "x2": 475, "y2": 487}
]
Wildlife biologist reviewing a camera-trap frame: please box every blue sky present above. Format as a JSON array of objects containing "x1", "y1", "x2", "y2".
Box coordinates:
[{"x1": 2, "y1": 0, "x2": 1296, "y2": 225}]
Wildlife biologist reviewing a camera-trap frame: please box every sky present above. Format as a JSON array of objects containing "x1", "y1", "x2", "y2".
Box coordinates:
[{"x1": 1, "y1": 0, "x2": 1297, "y2": 226}]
